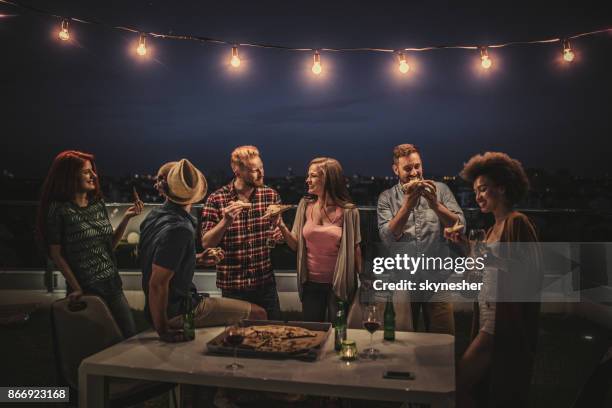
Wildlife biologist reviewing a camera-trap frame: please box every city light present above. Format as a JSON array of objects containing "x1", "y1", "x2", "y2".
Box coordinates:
[
  {"x1": 480, "y1": 47, "x2": 492, "y2": 69},
  {"x1": 312, "y1": 51, "x2": 322, "y2": 75},
  {"x1": 398, "y1": 52, "x2": 410, "y2": 74},
  {"x1": 563, "y1": 39, "x2": 575, "y2": 62},
  {"x1": 230, "y1": 46, "x2": 241, "y2": 68},
  {"x1": 136, "y1": 34, "x2": 147, "y2": 56},
  {"x1": 58, "y1": 19, "x2": 69, "y2": 41}
]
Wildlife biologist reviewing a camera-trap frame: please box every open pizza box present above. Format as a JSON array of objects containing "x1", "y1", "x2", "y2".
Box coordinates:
[{"x1": 206, "y1": 320, "x2": 332, "y2": 362}]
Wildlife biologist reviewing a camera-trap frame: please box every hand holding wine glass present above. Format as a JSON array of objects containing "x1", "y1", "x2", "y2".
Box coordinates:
[{"x1": 468, "y1": 229, "x2": 486, "y2": 257}]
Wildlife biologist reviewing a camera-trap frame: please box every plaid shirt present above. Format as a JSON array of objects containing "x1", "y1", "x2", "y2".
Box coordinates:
[{"x1": 200, "y1": 181, "x2": 283, "y2": 291}]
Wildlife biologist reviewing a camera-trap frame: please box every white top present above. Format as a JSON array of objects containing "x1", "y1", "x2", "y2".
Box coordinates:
[{"x1": 478, "y1": 243, "x2": 500, "y2": 335}]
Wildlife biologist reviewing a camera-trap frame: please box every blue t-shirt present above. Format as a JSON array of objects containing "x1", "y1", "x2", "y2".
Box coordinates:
[{"x1": 139, "y1": 202, "x2": 198, "y2": 321}]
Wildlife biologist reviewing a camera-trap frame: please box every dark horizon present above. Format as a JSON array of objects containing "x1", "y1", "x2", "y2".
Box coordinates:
[{"x1": 1, "y1": 0, "x2": 612, "y2": 178}]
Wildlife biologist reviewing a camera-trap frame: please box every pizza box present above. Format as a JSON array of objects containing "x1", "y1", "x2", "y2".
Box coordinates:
[{"x1": 206, "y1": 320, "x2": 332, "y2": 362}]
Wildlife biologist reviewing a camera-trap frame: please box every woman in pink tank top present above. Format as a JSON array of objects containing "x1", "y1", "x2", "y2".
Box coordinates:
[{"x1": 279, "y1": 158, "x2": 362, "y2": 322}]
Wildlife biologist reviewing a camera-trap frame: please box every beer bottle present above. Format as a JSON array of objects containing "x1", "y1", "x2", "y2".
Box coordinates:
[
  {"x1": 383, "y1": 296, "x2": 395, "y2": 341},
  {"x1": 334, "y1": 300, "x2": 347, "y2": 351},
  {"x1": 183, "y1": 294, "x2": 195, "y2": 341}
]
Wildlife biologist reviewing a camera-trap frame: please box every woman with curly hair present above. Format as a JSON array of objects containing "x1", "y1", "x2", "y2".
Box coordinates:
[
  {"x1": 446, "y1": 152, "x2": 541, "y2": 408},
  {"x1": 36, "y1": 150, "x2": 143, "y2": 338}
]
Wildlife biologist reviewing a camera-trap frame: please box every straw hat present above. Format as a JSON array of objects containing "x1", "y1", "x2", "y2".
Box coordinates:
[{"x1": 164, "y1": 159, "x2": 207, "y2": 204}]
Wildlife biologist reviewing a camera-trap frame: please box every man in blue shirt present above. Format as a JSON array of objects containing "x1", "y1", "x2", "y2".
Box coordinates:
[
  {"x1": 139, "y1": 159, "x2": 266, "y2": 342},
  {"x1": 377, "y1": 144, "x2": 465, "y2": 334}
]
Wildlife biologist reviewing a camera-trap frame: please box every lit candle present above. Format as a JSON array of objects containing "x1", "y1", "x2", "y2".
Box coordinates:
[{"x1": 340, "y1": 340, "x2": 358, "y2": 361}]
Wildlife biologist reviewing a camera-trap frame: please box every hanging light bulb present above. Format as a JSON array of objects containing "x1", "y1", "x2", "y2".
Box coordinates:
[
  {"x1": 136, "y1": 34, "x2": 147, "y2": 56},
  {"x1": 230, "y1": 46, "x2": 241, "y2": 68},
  {"x1": 58, "y1": 19, "x2": 70, "y2": 41},
  {"x1": 398, "y1": 52, "x2": 410, "y2": 74},
  {"x1": 312, "y1": 51, "x2": 322, "y2": 75},
  {"x1": 480, "y1": 47, "x2": 492, "y2": 69},
  {"x1": 563, "y1": 39, "x2": 575, "y2": 62}
]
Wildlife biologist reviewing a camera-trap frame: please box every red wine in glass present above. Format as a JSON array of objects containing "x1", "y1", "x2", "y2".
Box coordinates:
[
  {"x1": 363, "y1": 321, "x2": 380, "y2": 334},
  {"x1": 362, "y1": 305, "x2": 380, "y2": 359},
  {"x1": 226, "y1": 333, "x2": 244, "y2": 347},
  {"x1": 225, "y1": 325, "x2": 245, "y2": 370}
]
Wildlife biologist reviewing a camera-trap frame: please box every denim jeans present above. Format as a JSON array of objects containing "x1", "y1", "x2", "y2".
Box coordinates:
[
  {"x1": 74, "y1": 275, "x2": 137, "y2": 338},
  {"x1": 222, "y1": 281, "x2": 281, "y2": 321},
  {"x1": 301, "y1": 281, "x2": 338, "y2": 323}
]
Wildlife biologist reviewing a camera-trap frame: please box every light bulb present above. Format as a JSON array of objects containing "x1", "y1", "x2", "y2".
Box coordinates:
[
  {"x1": 481, "y1": 56, "x2": 492, "y2": 69},
  {"x1": 398, "y1": 53, "x2": 410, "y2": 73},
  {"x1": 230, "y1": 46, "x2": 241, "y2": 67},
  {"x1": 480, "y1": 47, "x2": 492, "y2": 69},
  {"x1": 137, "y1": 34, "x2": 147, "y2": 56},
  {"x1": 58, "y1": 20, "x2": 69, "y2": 41},
  {"x1": 563, "y1": 39, "x2": 575, "y2": 62},
  {"x1": 312, "y1": 51, "x2": 322, "y2": 75}
]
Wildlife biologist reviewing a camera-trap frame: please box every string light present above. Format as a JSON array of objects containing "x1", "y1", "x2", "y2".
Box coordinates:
[
  {"x1": 563, "y1": 39, "x2": 575, "y2": 62},
  {"x1": 230, "y1": 46, "x2": 241, "y2": 68},
  {"x1": 480, "y1": 47, "x2": 492, "y2": 69},
  {"x1": 136, "y1": 34, "x2": 147, "y2": 56},
  {"x1": 2, "y1": 0, "x2": 612, "y2": 76},
  {"x1": 312, "y1": 51, "x2": 322, "y2": 75},
  {"x1": 58, "y1": 19, "x2": 69, "y2": 41},
  {"x1": 398, "y1": 52, "x2": 410, "y2": 73}
]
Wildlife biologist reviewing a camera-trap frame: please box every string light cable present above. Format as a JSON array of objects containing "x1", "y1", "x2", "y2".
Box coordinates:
[{"x1": 1, "y1": 0, "x2": 610, "y2": 64}]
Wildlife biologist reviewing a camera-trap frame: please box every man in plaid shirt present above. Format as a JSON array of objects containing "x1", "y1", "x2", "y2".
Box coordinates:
[{"x1": 201, "y1": 146, "x2": 283, "y2": 320}]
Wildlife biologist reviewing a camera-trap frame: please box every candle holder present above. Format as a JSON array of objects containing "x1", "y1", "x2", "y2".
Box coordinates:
[{"x1": 340, "y1": 340, "x2": 358, "y2": 361}]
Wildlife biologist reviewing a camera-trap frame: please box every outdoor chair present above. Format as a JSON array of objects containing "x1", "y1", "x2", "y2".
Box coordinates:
[{"x1": 51, "y1": 295, "x2": 178, "y2": 407}]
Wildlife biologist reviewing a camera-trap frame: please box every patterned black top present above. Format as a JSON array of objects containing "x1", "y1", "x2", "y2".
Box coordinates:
[{"x1": 46, "y1": 199, "x2": 118, "y2": 287}]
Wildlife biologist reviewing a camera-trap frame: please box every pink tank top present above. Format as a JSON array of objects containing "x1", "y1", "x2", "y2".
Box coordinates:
[{"x1": 303, "y1": 206, "x2": 343, "y2": 284}]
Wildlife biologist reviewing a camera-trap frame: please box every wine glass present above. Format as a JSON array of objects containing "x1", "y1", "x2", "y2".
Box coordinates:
[
  {"x1": 265, "y1": 215, "x2": 279, "y2": 249},
  {"x1": 224, "y1": 325, "x2": 245, "y2": 370},
  {"x1": 362, "y1": 305, "x2": 380, "y2": 359},
  {"x1": 468, "y1": 229, "x2": 486, "y2": 257}
]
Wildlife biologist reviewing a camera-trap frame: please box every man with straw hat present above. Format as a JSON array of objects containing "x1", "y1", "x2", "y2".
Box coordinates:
[{"x1": 140, "y1": 159, "x2": 266, "y2": 342}]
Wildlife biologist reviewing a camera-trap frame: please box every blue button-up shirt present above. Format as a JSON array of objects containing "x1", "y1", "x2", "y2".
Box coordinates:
[
  {"x1": 377, "y1": 181, "x2": 465, "y2": 253},
  {"x1": 377, "y1": 182, "x2": 465, "y2": 300}
]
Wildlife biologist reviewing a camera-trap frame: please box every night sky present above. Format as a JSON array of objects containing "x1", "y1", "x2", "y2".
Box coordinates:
[{"x1": 1, "y1": 0, "x2": 611, "y2": 178}]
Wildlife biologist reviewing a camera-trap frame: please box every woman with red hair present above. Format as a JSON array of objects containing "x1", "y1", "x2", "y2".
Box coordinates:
[{"x1": 36, "y1": 150, "x2": 143, "y2": 337}]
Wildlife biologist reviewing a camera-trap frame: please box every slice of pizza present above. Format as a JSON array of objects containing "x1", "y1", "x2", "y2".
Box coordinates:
[
  {"x1": 420, "y1": 180, "x2": 437, "y2": 195},
  {"x1": 400, "y1": 179, "x2": 423, "y2": 195},
  {"x1": 132, "y1": 186, "x2": 141, "y2": 202},
  {"x1": 444, "y1": 220, "x2": 464, "y2": 235},
  {"x1": 262, "y1": 204, "x2": 293, "y2": 218}
]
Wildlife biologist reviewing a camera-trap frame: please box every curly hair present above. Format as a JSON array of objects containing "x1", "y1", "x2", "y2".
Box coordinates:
[{"x1": 460, "y1": 152, "x2": 529, "y2": 206}]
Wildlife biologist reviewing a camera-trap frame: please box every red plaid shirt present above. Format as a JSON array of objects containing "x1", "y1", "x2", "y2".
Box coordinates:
[{"x1": 200, "y1": 181, "x2": 283, "y2": 291}]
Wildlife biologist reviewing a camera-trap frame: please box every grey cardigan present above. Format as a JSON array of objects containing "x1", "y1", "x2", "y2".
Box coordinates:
[{"x1": 291, "y1": 198, "x2": 361, "y2": 302}]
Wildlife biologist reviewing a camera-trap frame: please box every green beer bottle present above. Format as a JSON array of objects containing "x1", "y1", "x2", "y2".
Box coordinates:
[
  {"x1": 334, "y1": 300, "x2": 347, "y2": 351},
  {"x1": 383, "y1": 296, "x2": 395, "y2": 341},
  {"x1": 183, "y1": 294, "x2": 195, "y2": 341}
]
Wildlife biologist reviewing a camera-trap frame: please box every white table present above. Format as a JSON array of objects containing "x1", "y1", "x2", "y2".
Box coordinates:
[{"x1": 79, "y1": 328, "x2": 455, "y2": 407}]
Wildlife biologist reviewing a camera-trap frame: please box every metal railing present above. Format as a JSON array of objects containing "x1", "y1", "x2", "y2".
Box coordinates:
[{"x1": 1, "y1": 201, "x2": 612, "y2": 292}]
